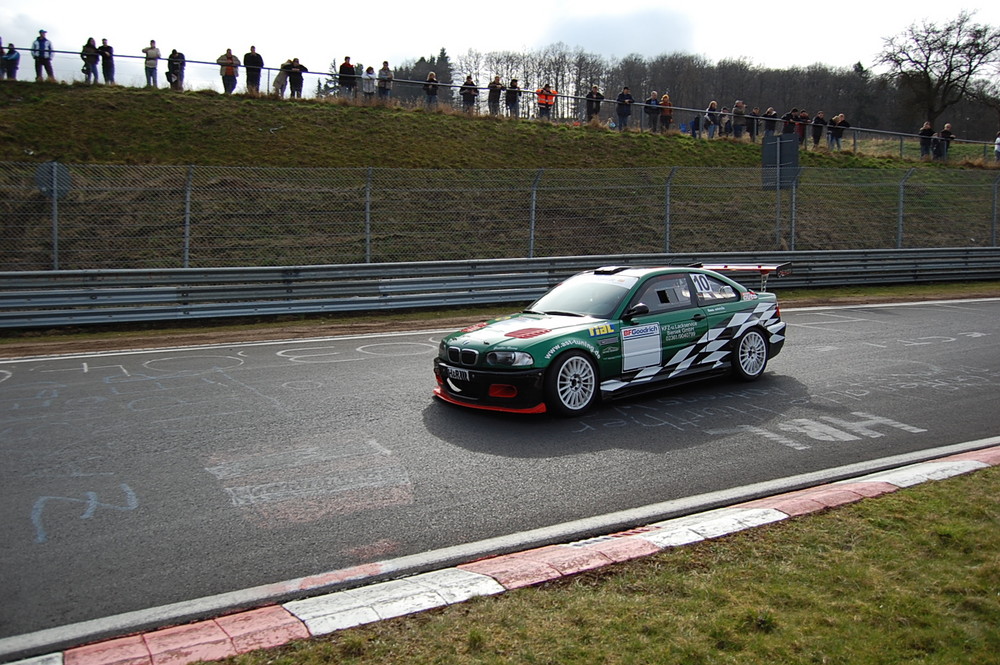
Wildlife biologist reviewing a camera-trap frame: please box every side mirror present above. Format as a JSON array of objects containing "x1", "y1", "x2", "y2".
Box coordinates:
[{"x1": 623, "y1": 303, "x2": 649, "y2": 320}]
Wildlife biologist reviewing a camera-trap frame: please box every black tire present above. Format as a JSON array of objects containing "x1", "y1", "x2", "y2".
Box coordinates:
[
  {"x1": 544, "y1": 351, "x2": 599, "y2": 416},
  {"x1": 732, "y1": 329, "x2": 769, "y2": 380}
]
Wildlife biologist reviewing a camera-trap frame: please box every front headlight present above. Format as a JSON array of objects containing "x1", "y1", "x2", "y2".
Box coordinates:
[{"x1": 486, "y1": 350, "x2": 534, "y2": 367}]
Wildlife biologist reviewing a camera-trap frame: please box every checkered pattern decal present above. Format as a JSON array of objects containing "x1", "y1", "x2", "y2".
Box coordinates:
[{"x1": 601, "y1": 302, "x2": 784, "y2": 393}]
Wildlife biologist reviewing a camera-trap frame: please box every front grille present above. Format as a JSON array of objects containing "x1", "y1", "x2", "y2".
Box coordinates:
[{"x1": 447, "y1": 346, "x2": 479, "y2": 366}]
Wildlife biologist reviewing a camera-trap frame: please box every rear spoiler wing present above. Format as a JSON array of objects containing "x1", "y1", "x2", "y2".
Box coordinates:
[{"x1": 689, "y1": 262, "x2": 792, "y2": 291}]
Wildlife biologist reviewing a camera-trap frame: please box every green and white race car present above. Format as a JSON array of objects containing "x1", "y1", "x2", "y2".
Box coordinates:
[{"x1": 433, "y1": 264, "x2": 788, "y2": 416}]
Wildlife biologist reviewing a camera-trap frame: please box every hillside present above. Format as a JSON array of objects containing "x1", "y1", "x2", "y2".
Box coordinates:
[{"x1": 0, "y1": 82, "x2": 908, "y2": 169}]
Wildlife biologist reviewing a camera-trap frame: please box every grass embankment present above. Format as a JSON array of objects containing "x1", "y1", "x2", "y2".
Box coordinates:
[
  {"x1": 218, "y1": 465, "x2": 1000, "y2": 665},
  {"x1": 0, "y1": 82, "x2": 950, "y2": 169}
]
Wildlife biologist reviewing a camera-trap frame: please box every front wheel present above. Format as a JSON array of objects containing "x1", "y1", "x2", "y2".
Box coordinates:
[
  {"x1": 544, "y1": 351, "x2": 599, "y2": 416},
  {"x1": 732, "y1": 329, "x2": 769, "y2": 380}
]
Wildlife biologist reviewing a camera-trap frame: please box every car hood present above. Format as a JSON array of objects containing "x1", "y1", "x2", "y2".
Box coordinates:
[{"x1": 449, "y1": 313, "x2": 603, "y2": 347}]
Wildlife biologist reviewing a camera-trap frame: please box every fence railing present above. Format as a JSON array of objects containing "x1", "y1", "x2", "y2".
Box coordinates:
[
  {"x1": 3, "y1": 164, "x2": 999, "y2": 272},
  {"x1": 2, "y1": 249, "x2": 999, "y2": 329}
]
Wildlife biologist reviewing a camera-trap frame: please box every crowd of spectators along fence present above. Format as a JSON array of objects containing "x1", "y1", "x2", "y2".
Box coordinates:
[
  {"x1": 3, "y1": 164, "x2": 999, "y2": 271},
  {"x1": 4, "y1": 43, "x2": 999, "y2": 163}
]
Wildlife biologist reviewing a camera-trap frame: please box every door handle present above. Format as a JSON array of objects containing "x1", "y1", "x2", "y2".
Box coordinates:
[{"x1": 691, "y1": 314, "x2": 707, "y2": 321}]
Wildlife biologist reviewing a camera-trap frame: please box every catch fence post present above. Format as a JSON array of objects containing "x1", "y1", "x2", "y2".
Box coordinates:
[
  {"x1": 664, "y1": 167, "x2": 677, "y2": 253},
  {"x1": 183, "y1": 165, "x2": 194, "y2": 268},
  {"x1": 50, "y1": 161, "x2": 59, "y2": 270},
  {"x1": 529, "y1": 169, "x2": 544, "y2": 258},
  {"x1": 365, "y1": 167, "x2": 373, "y2": 263},
  {"x1": 897, "y1": 168, "x2": 914, "y2": 249}
]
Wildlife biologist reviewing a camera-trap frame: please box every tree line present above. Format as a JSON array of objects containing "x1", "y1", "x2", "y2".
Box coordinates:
[{"x1": 321, "y1": 12, "x2": 1000, "y2": 140}]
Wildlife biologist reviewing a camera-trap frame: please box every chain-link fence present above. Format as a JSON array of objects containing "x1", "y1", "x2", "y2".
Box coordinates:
[{"x1": 2, "y1": 163, "x2": 998, "y2": 270}]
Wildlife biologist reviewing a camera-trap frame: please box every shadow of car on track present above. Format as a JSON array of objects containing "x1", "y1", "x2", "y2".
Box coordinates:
[{"x1": 422, "y1": 373, "x2": 812, "y2": 459}]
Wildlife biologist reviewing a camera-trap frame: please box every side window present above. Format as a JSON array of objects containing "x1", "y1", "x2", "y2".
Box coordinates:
[
  {"x1": 629, "y1": 275, "x2": 692, "y2": 315},
  {"x1": 692, "y1": 273, "x2": 739, "y2": 305}
]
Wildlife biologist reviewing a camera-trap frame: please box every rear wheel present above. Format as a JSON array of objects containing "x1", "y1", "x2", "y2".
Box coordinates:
[
  {"x1": 733, "y1": 329, "x2": 768, "y2": 380},
  {"x1": 545, "y1": 351, "x2": 599, "y2": 416}
]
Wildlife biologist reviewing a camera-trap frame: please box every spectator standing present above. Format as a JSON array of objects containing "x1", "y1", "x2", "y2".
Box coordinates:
[
  {"x1": 273, "y1": 59, "x2": 291, "y2": 97},
  {"x1": 704, "y1": 100, "x2": 719, "y2": 138},
  {"x1": 721, "y1": 107, "x2": 732, "y2": 137},
  {"x1": 81, "y1": 37, "x2": 99, "y2": 84},
  {"x1": 918, "y1": 121, "x2": 935, "y2": 159},
  {"x1": 459, "y1": 75, "x2": 478, "y2": 113},
  {"x1": 505, "y1": 78, "x2": 521, "y2": 117},
  {"x1": 781, "y1": 108, "x2": 798, "y2": 137},
  {"x1": 731, "y1": 101, "x2": 747, "y2": 139},
  {"x1": 935, "y1": 123, "x2": 955, "y2": 160},
  {"x1": 584, "y1": 85, "x2": 604, "y2": 122},
  {"x1": 31, "y1": 29, "x2": 55, "y2": 82},
  {"x1": 338, "y1": 57, "x2": 357, "y2": 97},
  {"x1": 97, "y1": 38, "x2": 114, "y2": 84},
  {"x1": 361, "y1": 66, "x2": 377, "y2": 102},
  {"x1": 377, "y1": 61, "x2": 393, "y2": 100},
  {"x1": 0, "y1": 36, "x2": 4, "y2": 80},
  {"x1": 762, "y1": 107, "x2": 778, "y2": 138},
  {"x1": 217, "y1": 49, "x2": 240, "y2": 94},
  {"x1": 747, "y1": 106, "x2": 760, "y2": 142},
  {"x1": 167, "y1": 49, "x2": 185, "y2": 90},
  {"x1": 830, "y1": 113, "x2": 849, "y2": 151},
  {"x1": 536, "y1": 83, "x2": 556, "y2": 119},
  {"x1": 2, "y1": 43, "x2": 19, "y2": 80},
  {"x1": 811, "y1": 111, "x2": 827, "y2": 148},
  {"x1": 486, "y1": 76, "x2": 504, "y2": 116},
  {"x1": 689, "y1": 112, "x2": 701, "y2": 138},
  {"x1": 423, "y1": 71, "x2": 439, "y2": 108},
  {"x1": 659, "y1": 93, "x2": 673, "y2": 132},
  {"x1": 796, "y1": 110, "x2": 810, "y2": 145},
  {"x1": 243, "y1": 46, "x2": 264, "y2": 94},
  {"x1": 286, "y1": 58, "x2": 307, "y2": 98},
  {"x1": 615, "y1": 86, "x2": 634, "y2": 131},
  {"x1": 141, "y1": 40, "x2": 160, "y2": 87},
  {"x1": 994, "y1": 131, "x2": 1000, "y2": 162},
  {"x1": 643, "y1": 91, "x2": 659, "y2": 132}
]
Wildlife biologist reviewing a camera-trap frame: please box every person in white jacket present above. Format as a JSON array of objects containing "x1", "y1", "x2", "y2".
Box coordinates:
[
  {"x1": 31, "y1": 29, "x2": 55, "y2": 81},
  {"x1": 141, "y1": 40, "x2": 160, "y2": 87}
]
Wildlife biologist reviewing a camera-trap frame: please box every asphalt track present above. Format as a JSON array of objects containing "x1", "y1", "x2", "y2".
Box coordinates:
[{"x1": 1, "y1": 299, "x2": 999, "y2": 663}]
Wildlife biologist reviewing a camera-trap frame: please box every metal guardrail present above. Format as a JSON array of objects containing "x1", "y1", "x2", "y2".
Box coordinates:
[{"x1": 2, "y1": 249, "x2": 999, "y2": 329}]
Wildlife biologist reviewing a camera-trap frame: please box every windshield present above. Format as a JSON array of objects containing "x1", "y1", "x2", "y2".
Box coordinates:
[{"x1": 529, "y1": 273, "x2": 638, "y2": 319}]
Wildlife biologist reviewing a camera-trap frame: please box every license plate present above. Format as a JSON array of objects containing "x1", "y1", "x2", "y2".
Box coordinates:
[{"x1": 447, "y1": 367, "x2": 471, "y2": 381}]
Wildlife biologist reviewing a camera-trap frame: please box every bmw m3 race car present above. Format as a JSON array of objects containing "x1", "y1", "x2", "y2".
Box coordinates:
[{"x1": 433, "y1": 263, "x2": 788, "y2": 416}]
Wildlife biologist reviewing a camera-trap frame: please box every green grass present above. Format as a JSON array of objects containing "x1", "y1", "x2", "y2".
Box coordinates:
[
  {"x1": 3, "y1": 82, "x2": 997, "y2": 170},
  {"x1": 211, "y1": 465, "x2": 1000, "y2": 665}
]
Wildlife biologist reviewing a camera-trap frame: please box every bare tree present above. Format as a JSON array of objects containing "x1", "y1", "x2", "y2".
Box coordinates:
[{"x1": 877, "y1": 11, "x2": 1000, "y2": 124}]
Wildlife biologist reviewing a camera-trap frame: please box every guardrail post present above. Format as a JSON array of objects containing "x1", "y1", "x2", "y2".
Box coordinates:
[
  {"x1": 529, "y1": 169, "x2": 544, "y2": 258},
  {"x1": 183, "y1": 165, "x2": 194, "y2": 269},
  {"x1": 365, "y1": 166, "x2": 373, "y2": 263},
  {"x1": 664, "y1": 167, "x2": 677, "y2": 253},
  {"x1": 898, "y1": 168, "x2": 915, "y2": 249}
]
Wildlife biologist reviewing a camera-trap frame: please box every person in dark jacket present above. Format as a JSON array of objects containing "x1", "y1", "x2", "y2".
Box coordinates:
[
  {"x1": 423, "y1": 71, "x2": 440, "y2": 108},
  {"x1": 584, "y1": 85, "x2": 604, "y2": 123},
  {"x1": 918, "y1": 122, "x2": 935, "y2": 159},
  {"x1": 615, "y1": 87, "x2": 634, "y2": 131},
  {"x1": 97, "y1": 38, "x2": 114, "y2": 83},
  {"x1": 285, "y1": 58, "x2": 307, "y2": 98},
  {"x1": 643, "y1": 91, "x2": 660, "y2": 132},
  {"x1": 338, "y1": 56, "x2": 357, "y2": 97},
  {"x1": 459, "y1": 75, "x2": 478, "y2": 113},
  {"x1": 243, "y1": 46, "x2": 264, "y2": 94},
  {"x1": 504, "y1": 78, "x2": 521, "y2": 117},
  {"x1": 811, "y1": 110, "x2": 827, "y2": 148},
  {"x1": 167, "y1": 49, "x2": 186, "y2": 90},
  {"x1": 81, "y1": 37, "x2": 99, "y2": 84}
]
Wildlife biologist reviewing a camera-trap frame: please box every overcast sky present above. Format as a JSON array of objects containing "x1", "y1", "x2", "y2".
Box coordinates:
[{"x1": 2, "y1": 1, "x2": 998, "y2": 92}]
